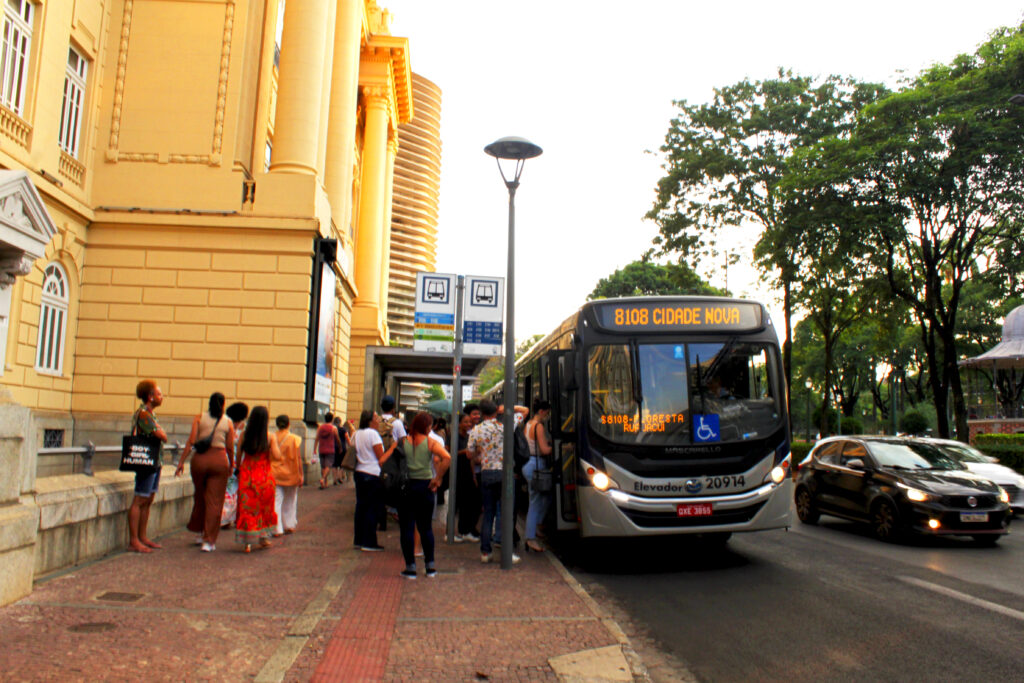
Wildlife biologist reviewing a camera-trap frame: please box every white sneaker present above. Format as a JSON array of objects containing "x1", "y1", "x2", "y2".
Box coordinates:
[
  {"x1": 480, "y1": 553, "x2": 493, "y2": 563},
  {"x1": 512, "y1": 553, "x2": 522, "y2": 564},
  {"x1": 465, "y1": 532, "x2": 480, "y2": 542},
  {"x1": 452, "y1": 534, "x2": 465, "y2": 543},
  {"x1": 195, "y1": 536, "x2": 204, "y2": 546},
  {"x1": 200, "y1": 542, "x2": 215, "y2": 552}
]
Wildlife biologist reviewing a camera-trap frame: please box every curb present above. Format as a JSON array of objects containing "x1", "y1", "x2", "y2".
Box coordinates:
[{"x1": 544, "y1": 549, "x2": 652, "y2": 683}]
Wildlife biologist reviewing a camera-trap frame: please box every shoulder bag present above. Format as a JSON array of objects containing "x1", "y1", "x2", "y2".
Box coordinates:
[
  {"x1": 193, "y1": 415, "x2": 222, "y2": 454},
  {"x1": 120, "y1": 411, "x2": 162, "y2": 473},
  {"x1": 529, "y1": 422, "x2": 553, "y2": 493}
]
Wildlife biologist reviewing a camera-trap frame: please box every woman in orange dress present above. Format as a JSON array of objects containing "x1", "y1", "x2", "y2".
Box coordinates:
[{"x1": 236, "y1": 406, "x2": 281, "y2": 552}]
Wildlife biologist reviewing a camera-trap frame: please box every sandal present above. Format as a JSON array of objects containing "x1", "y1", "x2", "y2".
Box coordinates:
[{"x1": 259, "y1": 539, "x2": 272, "y2": 549}]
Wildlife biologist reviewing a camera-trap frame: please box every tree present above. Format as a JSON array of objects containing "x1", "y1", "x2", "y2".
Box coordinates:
[
  {"x1": 646, "y1": 71, "x2": 888, "y2": 411},
  {"x1": 476, "y1": 334, "x2": 545, "y2": 394},
  {"x1": 588, "y1": 256, "x2": 727, "y2": 300},
  {"x1": 424, "y1": 385, "x2": 445, "y2": 403},
  {"x1": 783, "y1": 24, "x2": 1024, "y2": 439}
]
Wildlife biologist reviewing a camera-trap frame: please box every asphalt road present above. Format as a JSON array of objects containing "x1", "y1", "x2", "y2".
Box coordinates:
[{"x1": 562, "y1": 509, "x2": 1024, "y2": 682}]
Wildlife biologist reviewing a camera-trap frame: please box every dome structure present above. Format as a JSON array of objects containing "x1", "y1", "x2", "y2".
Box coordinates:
[{"x1": 960, "y1": 304, "x2": 1024, "y2": 368}]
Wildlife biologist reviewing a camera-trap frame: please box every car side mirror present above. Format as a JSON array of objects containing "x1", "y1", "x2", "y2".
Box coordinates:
[{"x1": 846, "y1": 458, "x2": 865, "y2": 471}]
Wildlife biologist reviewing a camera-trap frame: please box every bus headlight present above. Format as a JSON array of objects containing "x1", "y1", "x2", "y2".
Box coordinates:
[
  {"x1": 765, "y1": 454, "x2": 791, "y2": 484},
  {"x1": 584, "y1": 464, "x2": 618, "y2": 492}
]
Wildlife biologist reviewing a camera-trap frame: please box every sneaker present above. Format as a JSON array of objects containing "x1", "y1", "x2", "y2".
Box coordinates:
[
  {"x1": 400, "y1": 568, "x2": 418, "y2": 580},
  {"x1": 361, "y1": 545, "x2": 385, "y2": 552},
  {"x1": 200, "y1": 542, "x2": 215, "y2": 552},
  {"x1": 480, "y1": 553, "x2": 493, "y2": 564},
  {"x1": 452, "y1": 534, "x2": 465, "y2": 543},
  {"x1": 195, "y1": 536, "x2": 204, "y2": 546},
  {"x1": 465, "y1": 532, "x2": 480, "y2": 542},
  {"x1": 425, "y1": 567, "x2": 438, "y2": 578},
  {"x1": 512, "y1": 553, "x2": 522, "y2": 564}
]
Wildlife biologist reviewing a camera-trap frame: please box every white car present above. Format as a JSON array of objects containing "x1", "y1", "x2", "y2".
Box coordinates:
[{"x1": 922, "y1": 438, "x2": 1024, "y2": 513}]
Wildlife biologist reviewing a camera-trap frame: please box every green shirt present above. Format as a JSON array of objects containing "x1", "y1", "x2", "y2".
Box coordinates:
[
  {"x1": 402, "y1": 438, "x2": 433, "y2": 481},
  {"x1": 133, "y1": 404, "x2": 163, "y2": 457}
]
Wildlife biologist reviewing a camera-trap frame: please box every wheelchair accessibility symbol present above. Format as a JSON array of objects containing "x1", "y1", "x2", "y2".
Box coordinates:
[{"x1": 694, "y1": 414, "x2": 720, "y2": 443}]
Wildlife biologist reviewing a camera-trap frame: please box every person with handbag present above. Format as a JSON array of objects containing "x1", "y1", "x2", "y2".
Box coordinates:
[
  {"x1": 522, "y1": 399, "x2": 553, "y2": 553},
  {"x1": 316, "y1": 412, "x2": 340, "y2": 489},
  {"x1": 176, "y1": 392, "x2": 235, "y2": 552},
  {"x1": 127, "y1": 379, "x2": 168, "y2": 554},
  {"x1": 271, "y1": 414, "x2": 303, "y2": 536},
  {"x1": 236, "y1": 406, "x2": 281, "y2": 552},
  {"x1": 352, "y1": 410, "x2": 397, "y2": 552},
  {"x1": 397, "y1": 412, "x2": 450, "y2": 579}
]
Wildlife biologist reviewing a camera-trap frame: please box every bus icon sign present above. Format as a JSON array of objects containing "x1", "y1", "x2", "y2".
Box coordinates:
[
  {"x1": 421, "y1": 276, "x2": 450, "y2": 305},
  {"x1": 470, "y1": 279, "x2": 499, "y2": 308}
]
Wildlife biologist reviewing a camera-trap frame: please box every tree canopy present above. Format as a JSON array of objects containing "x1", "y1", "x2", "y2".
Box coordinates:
[{"x1": 588, "y1": 258, "x2": 726, "y2": 300}]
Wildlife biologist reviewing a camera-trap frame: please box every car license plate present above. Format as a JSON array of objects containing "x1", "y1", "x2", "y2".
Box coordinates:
[
  {"x1": 677, "y1": 503, "x2": 713, "y2": 517},
  {"x1": 960, "y1": 512, "x2": 989, "y2": 523}
]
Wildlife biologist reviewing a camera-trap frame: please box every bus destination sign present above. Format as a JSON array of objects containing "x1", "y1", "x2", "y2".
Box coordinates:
[{"x1": 595, "y1": 301, "x2": 763, "y2": 332}]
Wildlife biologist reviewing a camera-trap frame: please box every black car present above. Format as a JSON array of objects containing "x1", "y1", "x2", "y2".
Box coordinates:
[{"x1": 794, "y1": 436, "x2": 1011, "y2": 545}]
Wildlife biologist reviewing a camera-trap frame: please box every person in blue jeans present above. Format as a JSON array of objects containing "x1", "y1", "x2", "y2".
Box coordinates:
[
  {"x1": 467, "y1": 399, "x2": 528, "y2": 563},
  {"x1": 521, "y1": 399, "x2": 553, "y2": 552},
  {"x1": 397, "y1": 412, "x2": 450, "y2": 578}
]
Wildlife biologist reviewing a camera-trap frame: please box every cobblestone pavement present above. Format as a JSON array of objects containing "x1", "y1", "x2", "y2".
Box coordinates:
[{"x1": 0, "y1": 482, "x2": 647, "y2": 682}]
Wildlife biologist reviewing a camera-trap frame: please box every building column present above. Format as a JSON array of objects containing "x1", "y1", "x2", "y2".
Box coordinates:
[
  {"x1": 352, "y1": 87, "x2": 390, "y2": 333},
  {"x1": 325, "y1": 0, "x2": 363, "y2": 239},
  {"x1": 269, "y1": 0, "x2": 331, "y2": 176},
  {"x1": 378, "y1": 134, "x2": 398, "y2": 332},
  {"x1": 315, "y1": 0, "x2": 337, "y2": 179}
]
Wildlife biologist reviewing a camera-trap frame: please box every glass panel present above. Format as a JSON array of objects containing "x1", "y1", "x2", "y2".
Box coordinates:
[
  {"x1": 690, "y1": 341, "x2": 783, "y2": 443},
  {"x1": 588, "y1": 344, "x2": 636, "y2": 441},
  {"x1": 556, "y1": 354, "x2": 575, "y2": 434}
]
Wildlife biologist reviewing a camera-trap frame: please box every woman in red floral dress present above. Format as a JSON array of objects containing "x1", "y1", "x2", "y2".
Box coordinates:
[{"x1": 235, "y1": 406, "x2": 281, "y2": 552}]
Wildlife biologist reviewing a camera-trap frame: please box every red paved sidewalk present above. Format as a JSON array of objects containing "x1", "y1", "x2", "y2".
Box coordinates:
[{"x1": 0, "y1": 482, "x2": 646, "y2": 682}]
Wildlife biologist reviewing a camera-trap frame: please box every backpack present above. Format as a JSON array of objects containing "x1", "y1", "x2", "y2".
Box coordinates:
[
  {"x1": 513, "y1": 421, "x2": 531, "y2": 477},
  {"x1": 380, "y1": 440, "x2": 409, "y2": 506},
  {"x1": 378, "y1": 415, "x2": 396, "y2": 451}
]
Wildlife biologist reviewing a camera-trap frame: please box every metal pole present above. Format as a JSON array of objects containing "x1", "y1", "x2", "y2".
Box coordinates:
[
  {"x1": 446, "y1": 275, "x2": 465, "y2": 544},
  {"x1": 501, "y1": 180, "x2": 518, "y2": 570}
]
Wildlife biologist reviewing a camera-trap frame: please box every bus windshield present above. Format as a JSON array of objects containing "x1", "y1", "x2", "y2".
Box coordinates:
[{"x1": 588, "y1": 340, "x2": 784, "y2": 446}]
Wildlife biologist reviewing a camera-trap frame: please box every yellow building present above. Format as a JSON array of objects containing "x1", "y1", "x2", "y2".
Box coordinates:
[{"x1": 0, "y1": 0, "x2": 418, "y2": 605}]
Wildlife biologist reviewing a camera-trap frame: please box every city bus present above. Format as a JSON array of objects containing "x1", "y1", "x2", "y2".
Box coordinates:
[{"x1": 499, "y1": 296, "x2": 793, "y2": 542}]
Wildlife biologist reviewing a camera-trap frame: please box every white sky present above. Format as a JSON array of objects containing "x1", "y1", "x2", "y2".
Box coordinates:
[{"x1": 385, "y1": 1, "x2": 1023, "y2": 341}]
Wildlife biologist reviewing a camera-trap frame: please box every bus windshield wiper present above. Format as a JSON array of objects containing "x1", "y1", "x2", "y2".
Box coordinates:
[{"x1": 629, "y1": 338, "x2": 643, "y2": 411}]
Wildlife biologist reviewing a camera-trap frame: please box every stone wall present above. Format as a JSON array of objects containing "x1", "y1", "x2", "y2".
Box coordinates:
[{"x1": 967, "y1": 419, "x2": 1024, "y2": 443}]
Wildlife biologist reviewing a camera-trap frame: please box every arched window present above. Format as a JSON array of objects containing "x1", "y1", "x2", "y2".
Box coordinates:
[{"x1": 36, "y1": 263, "x2": 68, "y2": 374}]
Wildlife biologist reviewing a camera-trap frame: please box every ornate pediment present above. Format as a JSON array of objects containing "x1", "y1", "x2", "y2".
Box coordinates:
[{"x1": 0, "y1": 171, "x2": 57, "y2": 287}]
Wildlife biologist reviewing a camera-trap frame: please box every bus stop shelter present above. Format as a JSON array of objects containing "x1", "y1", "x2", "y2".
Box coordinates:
[{"x1": 360, "y1": 345, "x2": 494, "y2": 416}]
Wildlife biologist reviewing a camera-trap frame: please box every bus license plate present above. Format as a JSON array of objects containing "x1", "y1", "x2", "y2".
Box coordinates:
[
  {"x1": 677, "y1": 503, "x2": 713, "y2": 517},
  {"x1": 960, "y1": 512, "x2": 988, "y2": 523}
]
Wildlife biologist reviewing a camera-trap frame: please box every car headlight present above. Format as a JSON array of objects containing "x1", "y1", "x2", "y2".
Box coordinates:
[
  {"x1": 899, "y1": 484, "x2": 932, "y2": 502},
  {"x1": 998, "y1": 487, "x2": 1010, "y2": 505}
]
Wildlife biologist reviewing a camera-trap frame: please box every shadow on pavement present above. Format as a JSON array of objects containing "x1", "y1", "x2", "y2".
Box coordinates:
[
  {"x1": 811, "y1": 516, "x2": 1009, "y2": 551},
  {"x1": 551, "y1": 533, "x2": 754, "y2": 575}
]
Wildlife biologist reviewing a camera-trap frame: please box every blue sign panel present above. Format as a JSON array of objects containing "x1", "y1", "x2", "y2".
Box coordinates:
[
  {"x1": 693, "y1": 414, "x2": 720, "y2": 443},
  {"x1": 463, "y1": 320, "x2": 503, "y2": 345}
]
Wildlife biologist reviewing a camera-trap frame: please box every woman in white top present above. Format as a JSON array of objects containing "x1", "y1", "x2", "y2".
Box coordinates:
[
  {"x1": 522, "y1": 399, "x2": 553, "y2": 552},
  {"x1": 353, "y1": 410, "x2": 397, "y2": 551}
]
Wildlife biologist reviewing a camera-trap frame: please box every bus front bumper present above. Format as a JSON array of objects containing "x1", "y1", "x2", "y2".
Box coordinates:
[{"x1": 578, "y1": 478, "x2": 793, "y2": 537}]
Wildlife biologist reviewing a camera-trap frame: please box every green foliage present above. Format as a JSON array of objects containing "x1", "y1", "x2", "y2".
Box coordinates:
[
  {"x1": 424, "y1": 385, "x2": 445, "y2": 403},
  {"x1": 840, "y1": 416, "x2": 864, "y2": 435},
  {"x1": 899, "y1": 411, "x2": 930, "y2": 435},
  {"x1": 973, "y1": 434, "x2": 1024, "y2": 473},
  {"x1": 791, "y1": 441, "x2": 813, "y2": 463},
  {"x1": 475, "y1": 335, "x2": 545, "y2": 394},
  {"x1": 588, "y1": 258, "x2": 727, "y2": 300}
]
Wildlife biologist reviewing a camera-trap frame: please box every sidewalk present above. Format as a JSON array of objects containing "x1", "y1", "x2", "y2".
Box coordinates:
[{"x1": 0, "y1": 481, "x2": 648, "y2": 682}]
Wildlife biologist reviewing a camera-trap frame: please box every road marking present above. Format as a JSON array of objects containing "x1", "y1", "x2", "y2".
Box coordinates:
[{"x1": 899, "y1": 576, "x2": 1024, "y2": 623}]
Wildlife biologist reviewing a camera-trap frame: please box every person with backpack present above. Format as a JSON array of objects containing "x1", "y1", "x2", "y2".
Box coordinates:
[
  {"x1": 397, "y1": 412, "x2": 451, "y2": 579},
  {"x1": 353, "y1": 410, "x2": 398, "y2": 551},
  {"x1": 316, "y1": 412, "x2": 341, "y2": 489},
  {"x1": 378, "y1": 395, "x2": 406, "y2": 529}
]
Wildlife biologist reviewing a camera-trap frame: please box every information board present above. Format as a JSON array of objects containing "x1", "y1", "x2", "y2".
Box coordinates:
[
  {"x1": 463, "y1": 275, "x2": 504, "y2": 356},
  {"x1": 414, "y1": 272, "x2": 457, "y2": 352}
]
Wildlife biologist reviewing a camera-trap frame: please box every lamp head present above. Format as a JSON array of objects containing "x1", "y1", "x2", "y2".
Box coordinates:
[{"x1": 484, "y1": 136, "x2": 543, "y2": 160}]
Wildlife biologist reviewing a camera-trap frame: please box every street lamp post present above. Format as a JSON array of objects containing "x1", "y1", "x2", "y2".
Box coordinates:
[
  {"x1": 484, "y1": 136, "x2": 542, "y2": 570},
  {"x1": 805, "y1": 378, "x2": 813, "y2": 440}
]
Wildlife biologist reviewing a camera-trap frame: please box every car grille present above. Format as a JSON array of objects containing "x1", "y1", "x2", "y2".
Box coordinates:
[
  {"x1": 943, "y1": 494, "x2": 998, "y2": 509},
  {"x1": 621, "y1": 501, "x2": 766, "y2": 528}
]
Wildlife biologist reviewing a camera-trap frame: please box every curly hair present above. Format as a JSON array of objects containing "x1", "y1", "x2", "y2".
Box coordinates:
[{"x1": 136, "y1": 379, "x2": 157, "y2": 402}]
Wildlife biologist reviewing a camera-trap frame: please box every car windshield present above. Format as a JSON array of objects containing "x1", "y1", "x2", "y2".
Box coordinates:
[
  {"x1": 867, "y1": 441, "x2": 966, "y2": 471},
  {"x1": 587, "y1": 340, "x2": 783, "y2": 446},
  {"x1": 934, "y1": 442, "x2": 992, "y2": 464}
]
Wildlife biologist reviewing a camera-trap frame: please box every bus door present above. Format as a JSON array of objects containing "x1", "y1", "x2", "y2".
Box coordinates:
[{"x1": 549, "y1": 350, "x2": 579, "y2": 530}]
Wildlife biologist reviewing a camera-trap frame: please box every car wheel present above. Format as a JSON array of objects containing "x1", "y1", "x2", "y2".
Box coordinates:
[
  {"x1": 972, "y1": 535, "x2": 1000, "y2": 547},
  {"x1": 872, "y1": 500, "x2": 900, "y2": 542},
  {"x1": 795, "y1": 487, "x2": 819, "y2": 525}
]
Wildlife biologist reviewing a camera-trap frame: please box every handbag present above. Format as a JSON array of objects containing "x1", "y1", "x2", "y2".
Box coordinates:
[
  {"x1": 341, "y1": 444, "x2": 357, "y2": 471},
  {"x1": 120, "y1": 411, "x2": 162, "y2": 473},
  {"x1": 193, "y1": 415, "x2": 222, "y2": 454},
  {"x1": 531, "y1": 459, "x2": 553, "y2": 492}
]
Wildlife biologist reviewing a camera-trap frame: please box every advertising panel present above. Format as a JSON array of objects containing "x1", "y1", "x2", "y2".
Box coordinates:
[{"x1": 314, "y1": 263, "x2": 336, "y2": 405}]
